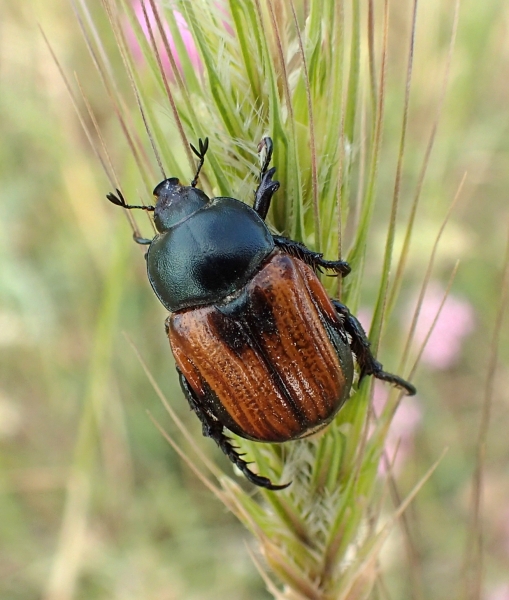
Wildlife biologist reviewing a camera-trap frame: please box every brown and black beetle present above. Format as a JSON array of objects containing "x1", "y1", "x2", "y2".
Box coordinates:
[{"x1": 107, "y1": 137, "x2": 416, "y2": 490}]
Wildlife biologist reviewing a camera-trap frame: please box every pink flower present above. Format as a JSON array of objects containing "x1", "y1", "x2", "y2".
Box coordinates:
[
  {"x1": 124, "y1": 1, "x2": 202, "y2": 77},
  {"x1": 485, "y1": 584, "x2": 509, "y2": 600},
  {"x1": 406, "y1": 282, "x2": 475, "y2": 370}
]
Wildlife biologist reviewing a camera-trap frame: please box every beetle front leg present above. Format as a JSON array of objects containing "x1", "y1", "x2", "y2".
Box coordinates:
[
  {"x1": 331, "y1": 300, "x2": 416, "y2": 396},
  {"x1": 274, "y1": 236, "x2": 351, "y2": 277},
  {"x1": 133, "y1": 234, "x2": 152, "y2": 260},
  {"x1": 177, "y1": 369, "x2": 290, "y2": 490},
  {"x1": 253, "y1": 137, "x2": 280, "y2": 220},
  {"x1": 133, "y1": 234, "x2": 152, "y2": 245}
]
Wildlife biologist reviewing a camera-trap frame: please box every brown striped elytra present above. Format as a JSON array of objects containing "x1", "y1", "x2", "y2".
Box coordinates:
[
  {"x1": 107, "y1": 136, "x2": 416, "y2": 490},
  {"x1": 169, "y1": 252, "x2": 354, "y2": 443}
]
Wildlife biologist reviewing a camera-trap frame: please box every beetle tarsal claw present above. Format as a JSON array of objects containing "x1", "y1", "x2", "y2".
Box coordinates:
[{"x1": 260, "y1": 479, "x2": 292, "y2": 492}]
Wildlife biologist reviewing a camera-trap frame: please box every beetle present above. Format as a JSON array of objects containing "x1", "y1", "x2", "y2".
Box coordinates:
[{"x1": 107, "y1": 137, "x2": 416, "y2": 490}]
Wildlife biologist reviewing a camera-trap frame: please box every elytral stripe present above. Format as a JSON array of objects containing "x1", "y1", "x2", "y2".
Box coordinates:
[
  {"x1": 169, "y1": 308, "x2": 303, "y2": 441},
  {"x1": 245, "y1": 254, "x2": 346, "y2": 426}
]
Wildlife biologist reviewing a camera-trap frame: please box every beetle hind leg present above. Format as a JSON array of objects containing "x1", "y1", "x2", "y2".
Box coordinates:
[
  {"x1": 177, "y1": 369, "x2": 290, "y2": 491},
  {"x1": 331, "y1": 300, "x2": 416, "y2": 396}
]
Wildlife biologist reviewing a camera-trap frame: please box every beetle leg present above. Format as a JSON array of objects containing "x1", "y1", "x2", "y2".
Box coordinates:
[
  {"x1": 177, "y1": 369, "x2": 291, "y2": 491},
  {"x1": 133, "y1": 234, "x2": 152, "y2": 245},
  {"x1": 253, "y1": 137, "x2": 280, "y2": 220},
  {"x1": 253, "y1": 167, "x2": 280, "y2": 220},
  {"x1": 331, "y1": 300, "x2": 416, "y2": 396},
  {"x1": 133, "y1": 234, "x2": 152, "y2": 260},
  {"x1": 258, "y1": 136, "x2": 274, "y2": 175},
  {"x1": 274, "y1": 236, "x2": 351, "y2": 277}
]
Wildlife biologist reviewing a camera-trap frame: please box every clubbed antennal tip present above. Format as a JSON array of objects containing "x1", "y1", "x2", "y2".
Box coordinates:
[
  {"x1": 106, "y1": 189, "x2": 127, "y2": 207},
  {"x1": 190, "y1": 137, "x2": 209, "y2": 159},
  {"x1": 106, "y1": 189, "x2": 155, "y2": 211},
  {"x1": 190, "y1": 137, "x2": 209, "y2": 187}
]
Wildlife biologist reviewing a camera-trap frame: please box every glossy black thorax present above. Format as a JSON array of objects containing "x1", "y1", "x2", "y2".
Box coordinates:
[{"x1": 146, "y1": 196, "x2": 275, "y2": 312}]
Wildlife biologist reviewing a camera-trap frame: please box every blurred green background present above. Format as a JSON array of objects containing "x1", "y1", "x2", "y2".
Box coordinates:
[{"x1": 1, "y1": 0, "x2": 509, "y2": 599}]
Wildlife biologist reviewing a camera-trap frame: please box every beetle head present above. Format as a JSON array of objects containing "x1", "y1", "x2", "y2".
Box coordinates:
[{"x1": 152, "y1": 177, "x2": 210, "y2": 232}]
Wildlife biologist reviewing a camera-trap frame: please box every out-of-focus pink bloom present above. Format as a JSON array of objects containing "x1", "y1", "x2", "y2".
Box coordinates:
[
  {"x1": 373, "y1": 383, "x2": 422, "y2": 475},
  {"x1": 406, "y1": 282, "x2": 475, "y2": 370},
  {"x1": 485, "y1": 584, "x2": 509, "y2": 600},
  {"x1": 125, "y1": 1, "x2": 202, "y2": 77}
]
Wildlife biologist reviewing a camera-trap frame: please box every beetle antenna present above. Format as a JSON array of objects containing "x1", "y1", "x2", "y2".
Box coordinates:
[
  {"x1": 106, "y1": 189, "x2": 155, "y2": 211},
  {"x1": 257, "y1": 137, "x2": 274, "y2": 178},
  {"x1": 190, "y1": 137, "x2": 209, "y2": 187}
]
